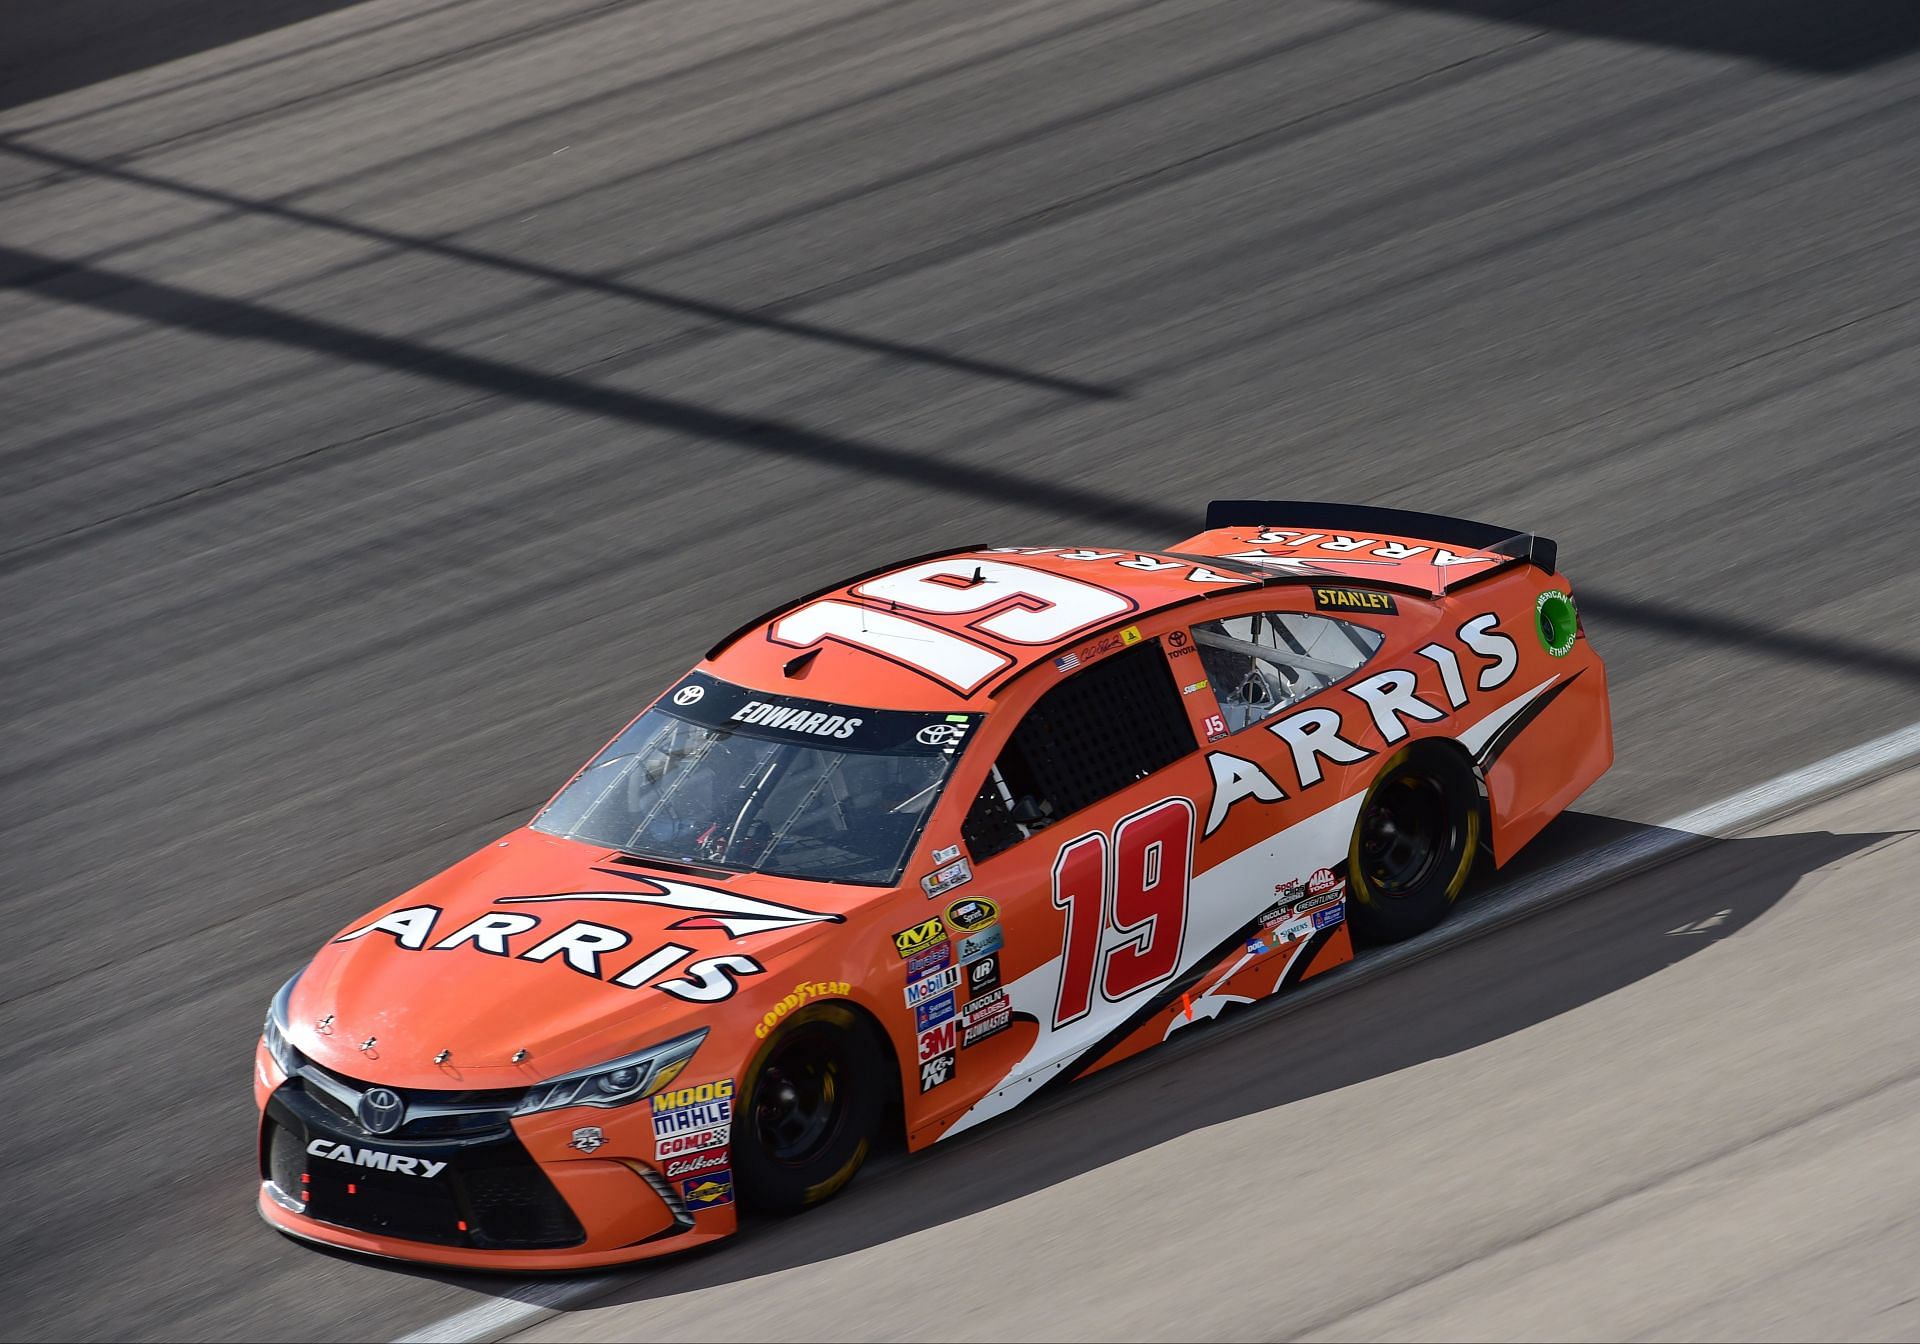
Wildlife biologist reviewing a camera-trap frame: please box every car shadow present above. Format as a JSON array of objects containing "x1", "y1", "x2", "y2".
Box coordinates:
[
  {"x1": 1381, "y1": 0, "x2": 1920, "y2": 73},
  {"x1": 368, "y1": 809, "x2": 1891, "y2": 1310}
]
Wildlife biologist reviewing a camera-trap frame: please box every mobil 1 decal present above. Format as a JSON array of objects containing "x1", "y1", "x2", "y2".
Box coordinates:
[{"x1": 1201, "y1": 611, "x2": 1525, "y2": 837}]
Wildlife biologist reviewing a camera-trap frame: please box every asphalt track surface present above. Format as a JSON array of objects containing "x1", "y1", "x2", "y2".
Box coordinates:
[{"x1": 3, "y1": 0, "x2": 1920, "y2": 1339}]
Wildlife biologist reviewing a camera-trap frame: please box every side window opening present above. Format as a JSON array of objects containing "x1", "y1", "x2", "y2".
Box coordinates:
[
  {"x1": 1193, "y1": 609, "x2": 1385, "y2": 735},
  {"x1": 963, "y1": 638, "x2": 1194, "y2": 861}
]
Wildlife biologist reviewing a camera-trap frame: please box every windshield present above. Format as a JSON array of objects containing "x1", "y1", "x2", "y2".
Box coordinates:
[{"x1": 531, "y1": 674, "x2": 979, "y2": 885}]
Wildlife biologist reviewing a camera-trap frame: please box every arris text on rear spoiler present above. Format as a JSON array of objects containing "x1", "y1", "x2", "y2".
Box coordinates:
[{"x1": 1203, "y1": 499, "x2": 1558, "y2": 575}]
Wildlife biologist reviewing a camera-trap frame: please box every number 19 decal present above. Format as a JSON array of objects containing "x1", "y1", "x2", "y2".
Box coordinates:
[{"x1": 1050, "y1": 797, "x2": 1194, "y2": 1028}]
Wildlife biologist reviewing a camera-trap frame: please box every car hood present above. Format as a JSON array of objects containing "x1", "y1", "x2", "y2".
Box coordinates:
[{"x1": 286, "y1": 828, "x2": 865, "y2": 1089}]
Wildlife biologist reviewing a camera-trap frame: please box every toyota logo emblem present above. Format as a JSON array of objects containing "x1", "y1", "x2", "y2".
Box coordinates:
[
  {"x1": 915, "y1": 724, "x2": 965, "y2": 746},
  {"x1": 357, "y1": 1086, "x2": 406, "y2": 1135},
  {"x1": 672, "y1": 684, "x2": 705, "y2": 706}
]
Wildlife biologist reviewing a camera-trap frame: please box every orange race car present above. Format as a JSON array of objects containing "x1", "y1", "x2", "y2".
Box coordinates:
[{"x1": 256, "y1": 500, "x2": 1611, "y2": 1268}]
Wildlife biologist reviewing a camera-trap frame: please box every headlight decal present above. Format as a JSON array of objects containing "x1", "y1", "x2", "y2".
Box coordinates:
[{"x1": 513, "y1": 1029, "x2": 708, "y2": 1116}]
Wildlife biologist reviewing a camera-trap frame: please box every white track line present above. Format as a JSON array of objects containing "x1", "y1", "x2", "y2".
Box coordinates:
[{"x1": 395, "y1": 717, "x2": 1920, "y2": 1344}]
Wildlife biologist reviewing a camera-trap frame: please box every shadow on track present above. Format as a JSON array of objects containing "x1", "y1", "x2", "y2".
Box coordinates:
[
  {"x1": 0, "y1": 0, "x2": 381, "y2": 113},
  {"x1": 341, "y1": 812, "x2": 1889, "y2": 1312},
  {"x1": 1385, "y1": 0, "x2": 1920, "y2": 73}
]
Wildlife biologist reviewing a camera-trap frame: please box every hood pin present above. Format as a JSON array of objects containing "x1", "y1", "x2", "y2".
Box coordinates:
[
  {"x1": 512, "y1": 1049, "x2": 528, "y2": 1064},
  {"x1": 433, "y1": 1050, "x2": 451, "y2": 1065},
  {"x1": 315, "y1": 1014, "x2": 334, "y2": 1034},
  {"x1": 358, "y1": 1036, "x2": 377, "y2": 1052}
]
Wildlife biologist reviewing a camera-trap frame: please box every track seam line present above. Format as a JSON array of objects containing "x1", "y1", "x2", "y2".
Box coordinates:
[{"x1": 391, "y1": 717, "x2": 1920, "y2": 1344}]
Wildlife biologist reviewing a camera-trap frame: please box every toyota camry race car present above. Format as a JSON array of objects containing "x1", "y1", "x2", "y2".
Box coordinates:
[{"x1": 256, "y1": 500, "x2": 1611, "y2": 1268}]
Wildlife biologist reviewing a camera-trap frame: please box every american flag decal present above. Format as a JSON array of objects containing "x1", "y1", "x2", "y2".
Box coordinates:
[{"x1": 1054, "y1": 652, "x2": 1081, "y2": 671}]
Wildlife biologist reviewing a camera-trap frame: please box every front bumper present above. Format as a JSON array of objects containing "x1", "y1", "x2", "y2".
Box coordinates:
[{"x1": 257, "y1": 1052, "x2": 736, "y2": 1270}]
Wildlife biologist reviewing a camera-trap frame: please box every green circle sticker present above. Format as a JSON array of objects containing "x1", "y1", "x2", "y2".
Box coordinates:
[{"x1": 1536, "y1": 589, "x2": 1578, "y2": 657}]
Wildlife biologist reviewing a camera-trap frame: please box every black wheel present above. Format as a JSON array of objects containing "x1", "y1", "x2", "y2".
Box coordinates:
[
  {"x1": 1345, "y1": 747, "x2": 1482, "y2": 944},
  {"x1": 732, "y1": 1003, "x2": 884, "y2": 1215}
]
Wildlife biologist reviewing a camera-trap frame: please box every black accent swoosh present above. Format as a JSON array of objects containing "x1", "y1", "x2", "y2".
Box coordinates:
[
  {"x1": 1475, "y1": 669, "x2": 1584, "y2": 772},
  {"x1": 1031, "y1": 904, "x2": 1347, "y2": 1100}
]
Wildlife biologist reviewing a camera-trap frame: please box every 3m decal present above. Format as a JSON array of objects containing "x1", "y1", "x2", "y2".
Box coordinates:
[
  {"x1": 892, "y1": 918, "x2": 948, "y2": 958},
  {"x1": 1052, "y1": 797, "x2": 1195, "y2": 1028},
  {"x1": 944, "y1": 896, "x2": 999, "y2": 932},
  {"x1": 917, "y1": 1016, "x2": 958, "y2": 1064},
  {"x1": 1312, "y1": 586, "x2": 1398, "y2": 614}
]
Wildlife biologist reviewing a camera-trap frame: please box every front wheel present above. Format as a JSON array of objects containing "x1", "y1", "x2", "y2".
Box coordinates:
[
  {"x1": 1345, "y1": 747, "x2": 1482, "y2": 944},
  {"x1": 732, "y1": 1004, "x2": 884, "y2": 1215}
]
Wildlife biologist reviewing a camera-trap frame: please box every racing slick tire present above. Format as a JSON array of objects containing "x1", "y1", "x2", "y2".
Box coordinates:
[
  {"x1": 734, "y1": 1003, "x2": 886, "y2": 1216},
  {"x1": 1344, "y1": 745, "x2": 1482, "y2": 945}
]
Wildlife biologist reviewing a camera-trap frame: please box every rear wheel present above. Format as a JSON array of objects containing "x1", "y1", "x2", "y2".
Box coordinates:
[
  {"x1": 733, "y1": 1004, "x2": 884, "y2": 1215},
  {"x1": 1345, "y1": 747, "x2": 1481, "y2": 944}
]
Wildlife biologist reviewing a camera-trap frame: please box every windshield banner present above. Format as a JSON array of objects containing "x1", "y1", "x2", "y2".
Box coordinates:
[{"x1": 662, "y1": 673, "x2": 981, "y2": 756}]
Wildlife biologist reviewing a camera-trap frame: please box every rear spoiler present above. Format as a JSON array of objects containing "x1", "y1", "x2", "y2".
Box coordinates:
[{"x1": 1204, "y1": 499, "x2": 1558, "y2": 575}]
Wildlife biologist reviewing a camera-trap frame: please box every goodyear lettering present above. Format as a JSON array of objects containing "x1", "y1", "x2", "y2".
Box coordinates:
[{"x1": 755, "y1": 980, "x2": 851, "y2": 1038}]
